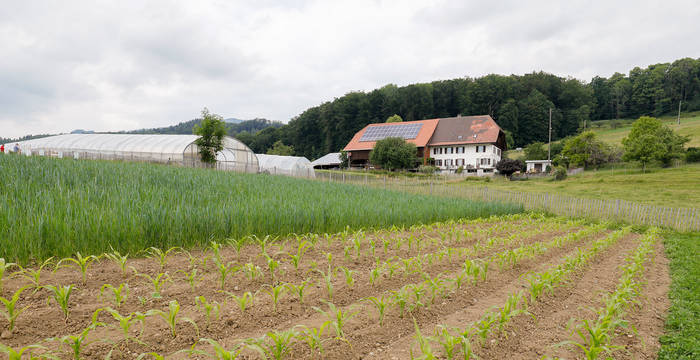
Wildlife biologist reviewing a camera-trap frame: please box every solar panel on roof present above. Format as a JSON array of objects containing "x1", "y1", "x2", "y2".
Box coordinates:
[{"x1": 359, "y1": 123, "x2": 423, "y2": 142}]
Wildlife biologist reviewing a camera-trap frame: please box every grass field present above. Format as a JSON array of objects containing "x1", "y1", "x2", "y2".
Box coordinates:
[
  {"x1": 452, "y1": 163, "x2": 700, "y2": 209},
  {"x1": 0, "y1": 155, "x2": 520, "y2": 264},
  {"x1": 0, "y1": 215, "x2": 670, "y2": 359}
]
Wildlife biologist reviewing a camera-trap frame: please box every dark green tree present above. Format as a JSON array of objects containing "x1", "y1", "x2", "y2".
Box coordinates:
[
  {"x1": 369, "y1": 137, "x2": 417, "y2": 170},
  {"x1": 561, "y1": 131, "x2": 610, "y2": 169},
  {"x1": 193, "y1": 108, "x2": 227, "y2": 164},
  {"x1": 495, "y1": 158, "x2": 524, "y2": 178}
]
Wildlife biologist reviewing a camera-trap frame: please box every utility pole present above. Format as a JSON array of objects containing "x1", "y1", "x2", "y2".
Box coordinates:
[
  {"x1": 677, "y1": 100, "x2": 682, "y2": 125},
  {"x1": 548, "y1": 108, "x2": 552, "y2": 161}
]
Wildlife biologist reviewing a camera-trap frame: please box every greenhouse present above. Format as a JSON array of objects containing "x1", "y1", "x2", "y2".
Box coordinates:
[
  {"x1": 6, "y1": 133, "x2": 259, "y2": 173},
  {"x1": 255, "y1": 154, "x2": 316, "y2": 178}
]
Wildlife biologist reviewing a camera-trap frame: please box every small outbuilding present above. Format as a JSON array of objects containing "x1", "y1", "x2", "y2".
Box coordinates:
[
  {"x1": 525, "y1": 160, "x2": 552, "y2": 173},
  {"x1": 255, "y1": 154, "x2": 316, "y2": 178},
  {"x1": 310, "y1": 152, "x2": 342, "y2": 169}
]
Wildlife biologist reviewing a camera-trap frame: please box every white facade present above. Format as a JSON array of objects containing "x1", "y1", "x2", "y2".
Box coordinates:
[
  {"x1": 429, "y1": 144, "x2": 502, "y2": 172},
  {"x1": 526, "y1": 160, "x2": 552, "y2": 173}
]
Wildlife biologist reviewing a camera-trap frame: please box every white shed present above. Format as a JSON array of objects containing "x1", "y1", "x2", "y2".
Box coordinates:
[{"x1": 525, "y1": 160, "x2": 552, "y2": 173}]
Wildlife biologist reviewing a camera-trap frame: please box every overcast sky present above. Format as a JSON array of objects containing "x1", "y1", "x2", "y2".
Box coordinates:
[{"x1": 1, "y1": 0, "x2": 699, "y2": 138}]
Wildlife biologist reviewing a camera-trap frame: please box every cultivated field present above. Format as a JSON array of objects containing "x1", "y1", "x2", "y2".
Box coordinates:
[
  {"x1": 0, "y1": 214, "x2": 668, "y2": 359},
  {"x1": 0, "y1": 155, "x2": 519, "y2": 264}
]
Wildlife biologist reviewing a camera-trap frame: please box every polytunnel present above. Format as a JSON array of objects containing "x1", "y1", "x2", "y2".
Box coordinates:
[
  {"x1": 255, "y1": 154, "x2": 316, "y2": 178},
  {"x1": 6, "y1": 134, "x2": 259, "y2": 173}
]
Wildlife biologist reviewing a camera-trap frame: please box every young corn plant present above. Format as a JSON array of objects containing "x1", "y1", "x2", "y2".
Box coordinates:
[
  {"x1": 212, "y1": 257, "x2": 239, "y2": 290},
  {"x1": 0, "y1": 285, "x2": 30, "y2": 334},
  {"x1": 56, "y1": 253, "x2": 98, "y2": 285},
  {"x1": 285, "y1": 279, "x2": 310, "y2": 305},
  {"x1": 195, "y1": 295, "x2": 221, "y2": 329},
  {"x1": 144, "y1": 246, "x2": 180, "y2": 272},
  {"x1": 95, "y1": 307, "x2": 147, "y2": 343},
  {"x1": 288, "y1": 240, "x2": 311, "y2": 272},
  {"x1": 431, "y1": 325, "x2": 461, "y2": 360},
  {"x1": 496, "y1": 291, "x2": 533, "y2": 335},
  {"x1": 99, "y1": 283, "x2": 129, "y2": 308},
  {"x1": 223, "y1": 291, "x2": 255, "y2": 314},
  {"x1": 0, "y1": 343, "x2": 52, "y2": 360},
  {"x1": 134, "y1": 270, "x2": 171, "y2": 298},
  {"x1": 146, "y1": 300, "x2": 199, "y2": 338},
  {"x1": 316, "y1": 267, "x2": 334, "y2": 301},
  {"x1": 312, "y1": 300, "x2": 358, "y2": 340},
  {"x1": 191, "y1": 338, "x2": 242, "y2": 360},
  {"x1": 0, "y1": 258, "x2": 17, "y2": 294},
  {"x1": 336, "y1": 266, "x2": 355, "y2": 288},
  {"x1": 16, "y1": 257, "x2": 54, "y2": 293},
  {"x1": 242, "y1": 263, "x2": 262, "y2": 281},
  {"x1": 474, "y1": 311, "x2": 498, "y2": 346},
  {"x1": 176, "y1": 267, "x2": 203, "y2": 292},
  {"x1": 295, "y1": 322, "x2": 332, "y2": 357},
  {"x1": 103, "y1": 248, "x2": 130, "y2": 277},
  {"x1": 363, "y1": 294, "x2": 389, "y2": 326},
  {"x1": 246, "y1": 329, "x2": 298, "y2": 360},
  {"x1": 136, "y1": 352, "x2": 167, "y2": 360},
  {"x1": 263, "y1": 254, "x2": 281, "y2": 284},
  {"x1": 53, "y1": 323, "x2": 101, "y2": 360},
  {"x1": 44, "y1": 284, "x2": 74, "y2": 322},
  {"x1": 392, "y1": 288, "x2": 411, "y2": 318},
  {"x1": 262, "y1": 283, "x2": 287, "y2": 312},
  {"x1": 411, "y1": 318, "x2": 437, "y2": 360}
]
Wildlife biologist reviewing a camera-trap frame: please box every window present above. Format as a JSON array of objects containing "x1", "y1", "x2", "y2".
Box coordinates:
[
  {"x1": 433, "y1": 148, "x2": 437, "y2": 155},
  {"x1": 436, "y1": 159, "x2": 442, "y2": 166},
  {"x1": 439, "y1": 148, "x2": 443, "y2": 154},
  {"x1": 475, "y1": 146, "x2": 479, "y2": 153},
  {"x1": 449, "y1": 147, "x2": 453, "y2": 154},
  {"x1": 488, "y1": 158, "x2": 491, "y2": 165}
]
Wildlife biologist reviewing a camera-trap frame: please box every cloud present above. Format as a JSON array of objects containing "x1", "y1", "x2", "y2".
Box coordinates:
[{"x1": 1, "y1": 0, "x2": 699, "y2": 138}]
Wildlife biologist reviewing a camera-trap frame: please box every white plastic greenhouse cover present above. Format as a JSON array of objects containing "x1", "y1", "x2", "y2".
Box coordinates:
[
  {"x1": 310, "y1": 152, "x2": 342, "y2": 168},
  {"x1": 255, "y1": 154, "x2": 316, "y2": 178},
  {"x1": 6, "y1": 134, "x2": 259, "y2": 173}
]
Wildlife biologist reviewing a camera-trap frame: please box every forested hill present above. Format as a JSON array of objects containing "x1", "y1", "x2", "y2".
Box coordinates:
[
  {"x1": 248, "y1": 57, "x2": 700, "y2": 160},
  {"x1": 123, "y1": 118, "x2": 283, "y2": 138}
]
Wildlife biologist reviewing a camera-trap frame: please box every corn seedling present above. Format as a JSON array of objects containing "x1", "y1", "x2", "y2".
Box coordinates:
[
  {"x1": 15, "y1": 257, "x2": 54, "y2": 293},
  {"x1": 95, "y1": 307, "x2": 147, "y2": 343},
  {"x1": 316, "y1": 267, "x2": 334, "y2": 301},
  {"x1": 369, "y1": 265, "x2": 383, "y2": 287},
  {"x1": 191, "y1": 338, "x2": 242, "y2": 360},
  {"x1": 146, "y1": 300, "x2": 198, "y2": 338},
  {"x1": 337, "y1": 266, "x2": 355, "y2": 288},
  {"x1": 53, "y1": 323, "x2": 101, "y2": 360},
  {"x1": 262, "y1": 283, "x2": 287, "y2": 312},
  {"x1": 56, "y1": 253, "x2": 98, "y2": 285},
  {"x1": 408, "y1": 283, "x2": 426, "y2": 312},
  {"x1": 136, "y1": 352, "x2": 167, "y2": 360},
  {"x1": 144, "y1": 246, "x2": 180, "y2": 271},
  {"x1": 0, "y1": 343, "x2": 53, "y2": 360},
  {"x1": 263, "y1": 253, "x2": 281, "y2": 283},
  {"x1": 246, "y1": 329, "x2": 298, "y2": 360},
  {"x1": 195, "y1": 295, "x2": 221, "y2": 329},
  {"x1": 0, "y1": 258, "x2": 17, "y2": 294},
  {"x1": 363, "y1": 294, "x2": 389, "y2": 326},
  {"x1": 99, "y1": 283, "x2": 129, "y2": 308},
  {"x1": 286, "y1": 279, "x2": 310, "y2": 304},
  {"x1": 0, "y1": 285, "x2": 30, "y2": 333},
  {"x1": 474, "y1": 312, "x2": 497, "y2": 346},
  {"x1": 223, "y1": 291, "x2": 255, "y2": 314},
  {"x1": 242, "y1": 263, "x2": 262, "y2": 281},
  {"x1": 295, "y1": 322, "x2": 332, "y2": 357},
  {"x1": 176, "y1": 267, "x2": 203, "y2": 292},
  {"x1": 44, "y1": 284, "x2": 74, "y2": 321},
  {"x1": 497, "y1": 291, "x2": 532, "y2": 335},
  {"x1": 457, "y1": 328, "x2": 477, "y2": 360},
  {"x1": 432, "y1": 325, "x2": 460, "y2": 360},
  {"x1": 312, "y1": 300, "x2": 358, "y2": 340},
  {"x1": 103, "y1": 248, "x2": 129, "y2": 277},
  {"x1": 411, "y1": 318, "x2": 437, "y2": 360},
  {"x1": 288, "y1": 240, "x2": 311, "y2": 272},
  {"x1": 134, "y1": 270, "x2": 170, "y2": 298},
  {"x1": 392, "y1": 288, "x2": 411, "y2": 318},
  {"x1": 212, "y1": 257, "x2": 239, "y2": 290}
]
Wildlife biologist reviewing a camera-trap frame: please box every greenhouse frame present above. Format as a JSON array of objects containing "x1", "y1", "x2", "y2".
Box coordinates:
[
  {"x1": 255, "y1": 154, "x2": 316, "y2": 178},
  {"x1": 6, "y1": 134, "x2": 259, "y2": 173}
]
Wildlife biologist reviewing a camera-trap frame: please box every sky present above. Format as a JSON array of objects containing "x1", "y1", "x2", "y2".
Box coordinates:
[{"x1": 1, "y1": 0, "x2": 699, "y2": 138}]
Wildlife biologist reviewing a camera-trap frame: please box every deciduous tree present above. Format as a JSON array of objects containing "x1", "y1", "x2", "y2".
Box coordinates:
[
  {"x1": 369, "y1": 137, "x2": 417, "y2": 170},
  {"x1": 193, "y1": 108, "x2": 226, "y2": 164}
]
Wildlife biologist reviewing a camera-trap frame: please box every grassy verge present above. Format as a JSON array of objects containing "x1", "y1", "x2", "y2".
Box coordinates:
[
  {"x1": 0, "y1": 155, "x2": 521, "y2": 264},
  {"x1": 658, "y1": 231, "x2": 700, "y2": 359}
]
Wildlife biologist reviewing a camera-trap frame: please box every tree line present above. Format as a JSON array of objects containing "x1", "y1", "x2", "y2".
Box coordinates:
[{"x1": 238, "y1": 57, "x2": 700, "y2": 159}]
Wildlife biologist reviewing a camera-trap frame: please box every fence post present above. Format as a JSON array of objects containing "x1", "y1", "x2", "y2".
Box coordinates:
[{"x1": 384, "y1": 176, "x2": 386, "y2": 190}]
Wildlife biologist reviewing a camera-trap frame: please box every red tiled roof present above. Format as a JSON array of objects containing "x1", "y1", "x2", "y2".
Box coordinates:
[{"x1": 343, "y1": 119, "x2": 439, "y2": 151}]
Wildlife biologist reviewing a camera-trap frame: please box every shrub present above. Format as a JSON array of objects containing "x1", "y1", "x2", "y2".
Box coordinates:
[
  {"x1": 686, "y1": 147, "x2": 700, "y2": 163},
  {"x1": 495, "y1": 158, "x2": 524, "y2": 177},
  {"x1": 418, "y1": 165, "x2": 438, "y2": 174},
  {"x1": 455, "y1": 165, "x2": 464, "y2": 174},
  {"x1": 553, "y1": 166, "x2": 567, "y2": 181}
]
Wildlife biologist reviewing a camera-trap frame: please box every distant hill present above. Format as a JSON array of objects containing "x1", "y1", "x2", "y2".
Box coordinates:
[{"x1": 122, "y1": 118, "x2": 284, "y2": 138}]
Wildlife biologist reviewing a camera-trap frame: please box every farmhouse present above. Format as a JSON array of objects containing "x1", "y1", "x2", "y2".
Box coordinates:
[{"x1": 343, "y1": 115, "x2": 507, "y2": 172}]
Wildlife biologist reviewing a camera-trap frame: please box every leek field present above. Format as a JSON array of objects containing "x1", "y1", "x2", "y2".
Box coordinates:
[{"x1": 0, "y1": 155, "x2": 520, "y2": 263}]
